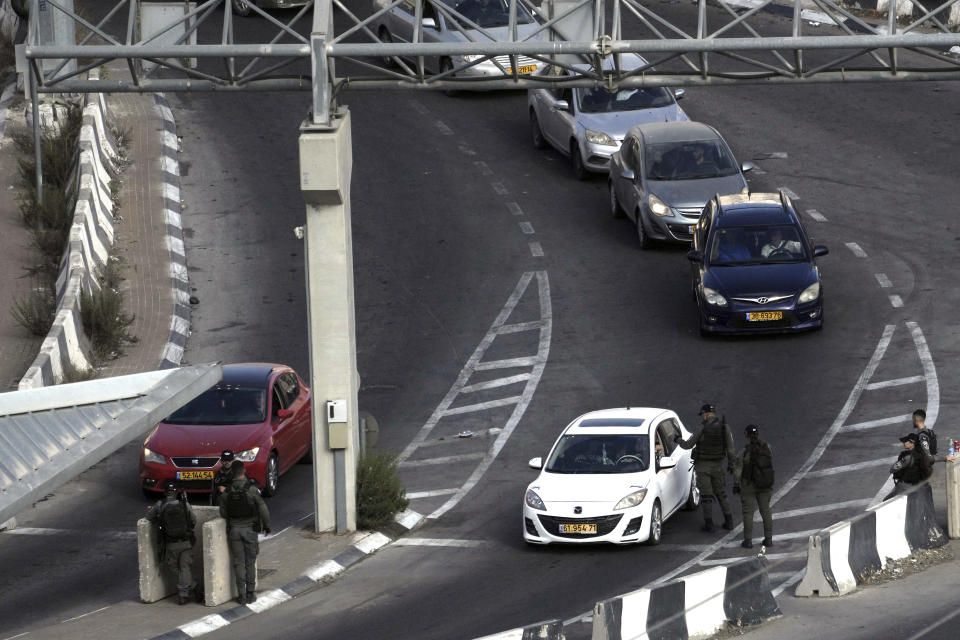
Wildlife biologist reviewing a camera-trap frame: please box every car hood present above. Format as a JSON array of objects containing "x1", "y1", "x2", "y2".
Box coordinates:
[
  {"x1": 147, "y1": 422, "x2": 266, "y2": 457},
  {"x1": 650, "y1": 174, "x2": 746, "y2": 209},
  {"x1": 705, "y1": 262, "x2": 818, "y2": 297},
  {"x1": 531, "y1": 471, "x2": 649, "y2": 503},
  {"x1": 578, "y1": 106, "x2": 688, "y2": 140}
]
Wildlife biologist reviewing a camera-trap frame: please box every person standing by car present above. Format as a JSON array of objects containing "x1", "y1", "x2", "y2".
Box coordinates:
[
  {"x1": 884, "y1": 433, "x2": 930, "y2": 500},
  {"x1": 733, "y1": 424, "x2": 774, "y2": 548},
  {"x1": 147, "y1": 480, "x2": 198, "y2": 605},
  {"x1": 209, "y1": 450, "x2": 235, "y2": 505},
  {"x1": 219, "y1": 461, "x2": 270, "y2": 605},
  {"x1": 675, "y1": 403, "x2": 735, "y2": 532}
]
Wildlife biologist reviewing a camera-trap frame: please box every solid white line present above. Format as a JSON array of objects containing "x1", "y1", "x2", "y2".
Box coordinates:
[
  {"x1": 506, "y1": 202, "x2": 523, "y2": 216},
  {"x1": 874, "y1": 273, "x2": 893, "y2": 288},
  {"x1": 845, "y1": 242, "x2": 867, "y2": 257},
  {"x1": 393, "y1": 538, "x2": 484, "y2": 548},
  {"x1": 844, "y1": 414, "x2": 912, "y2": 431},
  {"x1": 865, "y1": 375, "x2": 923, "y2": 390},
  {"x1": 2, "y1": 633, "x2": 29, "y2": 640},
  {"x1": 460, "y1": 374, "x2": 531, "y2": 393},
  {"x1": 771, "y1": 569, "x2": 805, "y2": 597},
  {"x1": 434, "y1": 121, "x2": 454, "y2": 135},
  {"x1": 519, "y1": 221, "x2": 535, "y2": 234},
  {"x1": 498, "y1": 321, "x2": 547, "y2": 335},
  {"x1": 699, "y1": 551, "x2": 806, "y2": 566},
  {"x1": 406, "y1": 488, "x2": 460, "y2": 499},
  {"x1": 772, "y1": 498, "x2": 872, "y2": 520},
  {"x1": 780, "y1": 187, "x2": 799, "y2": 199},
  {"x1": 806, "y1": 209, "x2": 827, "y2": 222},
  {"x1": 529, "y1": 242, "x2": 544, "y2": 257},
  {"x1": 491, "y1": 182, "x2": 508, "y2": 195},
  {"x1": 646, "y1": 543, "x2": 711, "y2": 552},
  {"x1": 647, "y1": 324, "x2": 895, "y2": 587},
  {"x1": 805, "y1": 458, "x2": 893, "y2": 478},
  {"x1": 722, "y1": 529, "x2": 822, "y2": 546},
  {"x1": 5, "y1": 528, "x2": 137, "y2": 539},
  {"x1": 907, "y1": 322, "x2": 940, "y2": 429},
  {"x1": 889, "y1": 295, "x2": 904, "y2": 308},
  {"x1": 441, "y1": 396, "x2": 522, "y2": 416},
  {"x1": 399, "y1": 453, "x2": 485, "y2": 468},
  {"x1": 767, "y1": 570, "x2": 800, "y2": 581},
  {"x1": 474, "y1": 161, "x2": 493, "y2": 175},
  {"x1": 61, "y1": 606, "x2": 110, "y2": 623},
  {"x1": 476, "y1": 356, "x2": 540, "y2": 370}
]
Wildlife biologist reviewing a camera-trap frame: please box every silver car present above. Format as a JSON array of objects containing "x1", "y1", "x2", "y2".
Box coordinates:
[
  {"x1": 372, "y1": 0, "x2": 543, "y2": 78},
  {"x1": 528, "y1": 55, "x2": 688, "y2": 180},
  {"x1": 609, "y1": 121, "x2": 754, "y2": 249}
]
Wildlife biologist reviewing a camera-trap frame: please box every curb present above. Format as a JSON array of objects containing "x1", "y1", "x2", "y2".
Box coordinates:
[
  {"x1": 795, "y1": 482, "x2": 946, "y2": 597},
  {"x1": 144, "y1": 509, "x2": 425, "y2": 640},
  {"x1": 592, "y1": 556, "x2": 781, "y2": 640},
  {"x1": 473, "y1": 619, "x2": 564, "y2": 640},
  {"x1": 152, "y1": 93, "x2": 191, "y2": 370}
]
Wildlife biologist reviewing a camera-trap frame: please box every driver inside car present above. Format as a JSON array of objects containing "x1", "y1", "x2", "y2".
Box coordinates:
[{"x1": 760, "y1": 227, "x2": 803, "y2": 258}]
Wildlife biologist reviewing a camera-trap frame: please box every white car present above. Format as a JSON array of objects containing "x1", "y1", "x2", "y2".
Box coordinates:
[{"x1": 523, "y1": 407, "x2": 699, "y2": 545}]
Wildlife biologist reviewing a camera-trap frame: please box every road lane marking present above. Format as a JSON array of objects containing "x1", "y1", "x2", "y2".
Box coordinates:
[
  {"x1": 780, "y1": 187, "x2": 799, "y2": 199},
  {"x1": 506, "y1": 202, "x2": 523, "y2": 216},
  {"x1": 699, "y1": 551, "x2": 805, "y2": 566},
  {"x1": 529, "y1": 242, "x2": 544, "y2": 257},
  {"x1": 393, "y1": 538, "x2": 484, "y2": 548},
  {"x1": 409, "y1": 100, "x2": 430, "y2": 115},
  {"x1": 771, "y1": 570, "x2": 805, "y2": 597},
  {"x1": 474, "y1": 161, "x2": 493, "y2": 175},
  {"x1": 491, "y1": 182, "x2": 508, "y2": 195},
  {"x1": 889, "y1": 294, "x2": 903, "y2": 308},
  {"x1": 844, "y1": 414, "x2": 912, "y2": 431},
  {"x1": 772, "y1": 498, "x2": 873, "y2": 520},
  {"x1": 406, "y1": 488, "x2": 460, "y2": 499},
  {"x1": 875, "y1": 273, "x2": 892, "y2": 288},
  {"x1": 399, "y1": 453, "x2": 485, "y2": 468},
  {"x1": 806, "y1": 209, "x2": 827, "y2": 222},
  {"x1": 475, "y1": 356, "x2": 540, "y2": 370},
  {"x1": 865, "y1": 375, "x2": 923, "y2": 390},
  {"x1": 414, "y1": 428, "x2": 503, "y2": 449},
  {"x1": 5, "y1": 527, "x2": 137, "y2": 539},
  {"x1": 441, "y1": 396, "x2": 522, "y2": 416},
  {"x1": 845, "y1": 242, "x2": 867, "y2": 257},
  {"x1": 519, "y1": 221, "x2": 534, "y2": 234},
  {"x1": 804, "y1": 458, "x2": 892, "y2": 477},
  {"x1": 457, "y1": 143, "x2": 476, "y2": 156},
  {"x1": 722, "y1": 528, "x2": 822, "y2": 545},
  {"x1": 498, "y1": 320, "x2": 548, "y2": 334},
  {"x1": 434, "y1": 120, "x2": 454, "y2": 135},
  {"x1": 460, "y1": 374, "x2": 531, "y2": 393},
  {"x1": 61, "y1": 606, "x2": 110, "y2": 623}
]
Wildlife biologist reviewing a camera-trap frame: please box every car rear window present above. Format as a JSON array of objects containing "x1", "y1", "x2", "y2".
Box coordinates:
[
  {"x1": 577, "y1": 87, "x2": 674, "y2": 113},
  {"x1": 164, "y1": 386, "x2": 267, "y2": 425},
  {"x1": 545, "y1": 434, "x2": 649, "y2": 474}
]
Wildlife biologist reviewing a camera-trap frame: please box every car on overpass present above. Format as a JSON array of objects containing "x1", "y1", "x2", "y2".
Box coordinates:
[
  {"x1": 523, "y1": 407, "x2": 698, "y2": 545},
  {"x1": 231, "y1": 0, "x2": 311, "y2": 17},
  {"x1": 609, "y1": 121, "x2": 754, "y2": 249},
  {"x1": 687, "y1": 191, "x2": 828, "y2": 335},
  {"x1": 528, "y1": 54, "x2": 688, "y2": 179},
  {"x1": 140, "y1": 363, "x2": 312, "y2": 498}
]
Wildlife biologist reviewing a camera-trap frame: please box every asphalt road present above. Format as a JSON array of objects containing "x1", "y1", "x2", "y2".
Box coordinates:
[{"x1": 1, "y1": 2, "x2": 959, "y2": 639}]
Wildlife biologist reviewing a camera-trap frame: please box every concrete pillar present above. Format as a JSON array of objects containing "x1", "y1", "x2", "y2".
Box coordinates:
[
  {"x1": 138, "y1": 505, "x2": 221, "y2": 603},
  {"x1": 35, "y1": 0, "x2": 77, "y2": 76},
  {"x1": 201, "y1": 517, "x2": 257, "y2": 606},
  {"x1": 299, "y1": 108, "x2": 358, "y2": 534},
  {"x1": 947, "y1": 460, "x2": 960, "y2": 539}
]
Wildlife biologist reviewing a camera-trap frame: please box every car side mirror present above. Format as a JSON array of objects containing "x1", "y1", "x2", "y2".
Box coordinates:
[
  {"x1": 674, "y1": 88, "x2": 685, "y2": 100},
  {"x1": 528, "y1": 457, "x2": 543, "y2": 470},
  {"x1": 552, "y1": 99, "x2": 569, "y2": 112},
  {"x1": 277, "y1": 408, "x2": 294, "y2": 419},
  {"x1": 619, "y1": 167, "x2": 635, "y2": 181},
  {"x1": 813, "y1": 245, "x2": 829, "y2": 257},
  {"x1": 658, "y1": 456, "x2": 677, "y2": 469},
  {"x1": 741, "y1": 161, "x2": 756, "y2": 173},
  {"x1": 686, "y1": 249, "x2": 703, "y2": 263},
  {"x1": 422, "y1": 17, "x2": 437, "y2": 29}
]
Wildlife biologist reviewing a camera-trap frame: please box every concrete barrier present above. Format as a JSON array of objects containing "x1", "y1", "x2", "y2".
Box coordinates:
[
  {"x1": 472, "y1": 619, "x2": 564, "y2": 640},
  {"x1": 948, "y1": 460, "x2": 960, "y2": 539},
  {"x1": 592, "y1": 557, "x2": 780, "y2": 640},
  {"x1": 138, "y1": 505, "x2": 224, "y2": 603},
  {"x1": 202, "y1": 516, "x2": 258, "y2": 606},
  {"x1": 795, "y1": 482, "x2": 946, "y2": 597}
]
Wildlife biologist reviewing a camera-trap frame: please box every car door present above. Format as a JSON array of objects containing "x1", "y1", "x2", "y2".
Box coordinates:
[
  {"x1": 541, "y1": 84, "x2": 575, "y2": 153},
  {"x1": 655, "y1": 418, "x2": 686, "y2": 514},
  {"x1": 628, "y1": 137, "x2": 650, "y2": 223},
  {"x1": 619, "y1": 136, "x2": 643, "y2": 218},
  {"x1": 277, "y1": 371, "x2": 311, "y2": 463},
  {"x1": 269, "y1": 375, "x2": 296, "y2": 473},
  {"x1": 386, "y1": 0, "x2": 417, "y2": 45}
]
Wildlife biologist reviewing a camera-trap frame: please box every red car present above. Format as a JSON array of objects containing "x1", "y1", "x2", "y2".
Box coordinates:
[{"x1": 140, "y1": 363, "x2": 312, "y2": 498}]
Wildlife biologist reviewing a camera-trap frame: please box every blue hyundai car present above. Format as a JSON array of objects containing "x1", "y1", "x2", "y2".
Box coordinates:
[{"x1": 687, "y1": 191, "x2": 828, "y2": 335}]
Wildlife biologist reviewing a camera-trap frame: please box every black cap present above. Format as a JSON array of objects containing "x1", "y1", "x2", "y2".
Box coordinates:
[
  {"x1": 745, "y1": 424, "x2": 759, "y2": 436},
  {"x1": 900, "y1": 433, "x2": 919, "y2": 444},
  {"x1": 699, "y1": 403, "x2": 715, "y2": 415},
  {"x1": 220, "y1": 450, "x2": 235, "y2": 462},
  {"x1": 163, "y1": 480, "x2": 178, "y2": 493}
]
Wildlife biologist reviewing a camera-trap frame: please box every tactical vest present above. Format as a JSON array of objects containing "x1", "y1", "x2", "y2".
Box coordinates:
[
  {"x1": 159, "y1": 500, "x2": 191, "y2": 542},
  {"x1": 225, "y1": 484, "x2": 255, "y2": 519},
  {"x1": 697, "y1": 418, "x2": 726, "y2": 460},
  {"x1": 895, "y1": 450, "x2": 926, "y2": 484}
]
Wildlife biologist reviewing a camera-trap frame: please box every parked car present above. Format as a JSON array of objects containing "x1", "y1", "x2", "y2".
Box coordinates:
[
  {"x1": 609, "y1": 121, "x2": 754, "y2": 249},
  {"x1": 523, "y1": 407, "x2": 698, "y2": 545},
  {"x1": 232, "y1": 0, "x2": 311, "y2": 17},
  {"x1": 529, "y1": 54, "x2": 688, "y2": 179},
  {"x1": 372, "y1": 0, "x2": 544, "y2": 79},
  {"x1": 687, "y1": 191, "x2": 828, "y2": 335},
  {"x1": 140, "y1": 363, "x2": 312, "y2": 498}
]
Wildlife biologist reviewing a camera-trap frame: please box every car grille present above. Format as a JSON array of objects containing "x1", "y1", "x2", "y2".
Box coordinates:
[
  {"x1": 493, "y1": 55, "x2": 538, "y2": 68},
  {"x1": 171, "y1": 457, "x2": 219, "y2": 469},
  {"x1": 676, "y1": 207, "x2": 703, "y2": 218},
  {"x1": 537, "y1": 514, "x2": 623, "y2": 538},
  {"x1": 730, "y1": 294, "x2": 793, "y2": 305}
]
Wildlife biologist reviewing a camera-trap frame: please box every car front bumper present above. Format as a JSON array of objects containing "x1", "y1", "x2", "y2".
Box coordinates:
[
  {"x1": 140, "y1": 456, "x2": 269, "y2": 494},
  {"x1": 698, "y1": 298, "x2": 824, "y2": 334},
  {"x1": 580, "y1": 139, "x2": 621, "y2": 172},
  {"x1": 645, "y1": 208, "x2": 702, "y2": 243},
  {"x1": 522, "y1": 501, "x2": 653, "y2": 545}
]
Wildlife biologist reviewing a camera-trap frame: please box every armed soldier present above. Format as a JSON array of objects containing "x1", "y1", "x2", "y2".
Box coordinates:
[
  {"x1": 733, "y1": 424, "x2": 775, "y2": 548},
  {"x1": 675, "y1": 403, "x2": 735, "y2": 532},
  {"x1": 209, "y1": 450, "x2": 236, "y2": 505},
  {"x1": 219, "y1": 460, "x2": 270, "y2": 605},
  {"x1": 146, "y1": 480, "x2": 198, "y2": 604}
]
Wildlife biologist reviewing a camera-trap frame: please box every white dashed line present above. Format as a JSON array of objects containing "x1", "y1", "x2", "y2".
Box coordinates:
[
  {"x1": 889, "y1": 295, "x2": 903, "y2": 308},
  {"x1": 399, "y1": 453, "x2": 486, "y2": 468},
  {"x1": 441, "y1": 396, "x2": 522, "y2": 416},
  {"x1": 460, "y1": 373, "x2": 532, "y2": 393},
  {"x1": 865, "y1": 375, "x2": 923, "y2": 390},
  {"x1": 506, "y1": 202, "x2": 523, "y2": 216},
  {"x1": 874, "y1": 273, "x2": 893, "y2": 288},
  {"x1": 409, "y1": 100, "x2": 430, "y2": 115},
  {"x1": 764, "y1": 151, "x2": 789, "y2": 159},
  {"x1": 780, "y1": 187, "x2": 799, "y2": 199},
  {"x1": 771, "y1": 498, "x2": 873, "y2": 520},
  {"x1": 491, "y1": 182, "x2": 508, "y2": 195},
  {"x1": 393, "y1": 538, "x2": 485, "y2": 548},
  {"x1": 474, "y1": 161, "x2": 493, "y2": 175},
  {"x1": 475, "y1": 355, "x2": 540, "y2": 370},
  {"x1": 804, "y1": 457, "x2": 893, "y2": 478},
  {"x1": 844, "y1": 414, "x2": 912, "y2": 431},
  {"x1": 434, "y1": 121, "x2": 454, "y2": 135},
  {"x1": 529, "y1": 242, "x2": 544, "y2": 257},
  {"x1": 406, "y1": 488, "x2": 460, "y2": 499},
  {"x1": 845, "y1": 242, "x2": 867, "y2": 257},
  {"x1": 498, "y1": 320, "x2": 548, "y2": 334},
  {"x1": 519, "y1": 221, "x2": 534, "y2": 234},
  {"x1": 806, "y1": 209, "x2": 827, "y2": 222},
  {"x1": 457, "y1": 144, "x2": 476, "y2": 156}
]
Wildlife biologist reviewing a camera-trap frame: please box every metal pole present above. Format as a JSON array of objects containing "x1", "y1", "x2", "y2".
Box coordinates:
[
  {"x1": 29, "y1": 61, "x2": 43, "y2": 210},
  {"x1": 334, "y1": 449, "x2": 346, "y2": 534}
]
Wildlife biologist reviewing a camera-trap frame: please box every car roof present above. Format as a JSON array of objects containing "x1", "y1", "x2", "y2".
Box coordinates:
[
  {"x1": 564, "y1": 407, "x2": 670, "y2": 435},
  {"x1": 570, "y1": 53, "x2": 650, "y2": 73},
  {"x1": 713, "y1": 192, "x2": 799, "y2": 228},
  {"x1": 629, "y1": 121, "x2": 721, "y2": 144},
  {"x1": 219, "y1": 363, "x2": 285, "y2": 387}
]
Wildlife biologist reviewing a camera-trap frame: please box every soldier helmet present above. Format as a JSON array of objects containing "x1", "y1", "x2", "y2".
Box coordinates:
[
  {"x1": 698, "y1": 403, "x2": 715, "y2": 415},
  {"x1": 220, "y1": 450, "x2": 235, "y2": 462},
  {"x1": 162, "y1": 479, "x2": 178, "y2": 494}
]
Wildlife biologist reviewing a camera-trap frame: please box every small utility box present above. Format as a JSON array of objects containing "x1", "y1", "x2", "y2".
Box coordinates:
[
  {"x1": 139, "y1": 2, "x2": 198, "y2": 72},
  {"x1": 327, "y1": 399, "x2": 348, "y2": 449}
]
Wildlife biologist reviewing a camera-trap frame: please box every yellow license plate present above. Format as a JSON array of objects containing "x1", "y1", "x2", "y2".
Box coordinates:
[
  {"x1": 747, "y1": 311, "x2": 783, "y2": 322},
  {"x1": 560, "y1": 523, "x2": 597, "y2": 534},
  {"x1": 508, "y1": 65, "x2": 537, "y2": 75},
  {"x1": 176, "y1": 470, "x2": 214, "y2": 480}
]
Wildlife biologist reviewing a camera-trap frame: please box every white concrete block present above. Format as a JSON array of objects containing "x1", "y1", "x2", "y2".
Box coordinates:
[{"x1": 202, "y1": 515, "x2": 257, "y2": 606}]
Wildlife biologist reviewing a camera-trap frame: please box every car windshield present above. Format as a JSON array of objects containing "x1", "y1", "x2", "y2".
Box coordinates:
[
  {"x1": 577, "y1": 86, "x2": 674, "y2": 113},
  {"x1": 450, "y1": 0, "x2": 534, "y2": 27},
  {"x1": 645, "y1": 139, "x2": 739, "y2": 180},
  {"x1": 164, "y1": 385, "x2": 267, "y2": 425},
  {"x1": 545, "y1": 434, "x2": 649, "y2": 474},
  {"x1": 709, "y1": 224, "x2": 809, "y2": 264}
]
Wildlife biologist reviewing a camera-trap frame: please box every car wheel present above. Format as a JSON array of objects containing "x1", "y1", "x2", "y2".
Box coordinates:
[
  {"x1": 379, "y1": 28, "x2": 394, "y2": 67},
  {"x1": 609, "y1": 181, "x2": 625, "y2": 219},
  {"x1": 636, "y1": 210, "x2": 653, "y2": 250},
  {"x1": 262, "y1": 453, "x2": 279, "y2": 497},
  {"x1": 440, "y1": 58, "x2": 458, "y2": 96},
  {"x1": 232, "y1": 0, "x2": 252, "y2": 17},
  {"x1": 685, "y1": 471, "x2": 701, "y2": 510},
  {"x1": 571, "y1": 142, "x2": 587, "y2": 180},
  {"x1": 646, "y1": 500, "x2": 662, "y2": 546},
  {"x1": 530, "y1": 110, "x2": 547, "y2": 149}
]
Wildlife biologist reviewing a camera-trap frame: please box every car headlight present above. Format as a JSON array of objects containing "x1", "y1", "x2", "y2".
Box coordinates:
[
  {"x1": 702, "y1": 286, "x2": 728, "y2": 307},
  {"x1": 614, "y1": 488, "x2": 648, "y2": 510},
  {"x1": 525, "y1": 488, "x2": 546, "y2": 511},
  {"x1": 798, "y1": 282, "x2": 821, "y2": 303},
  {"x1": 235, "y1": 446, "x2": 260, "y2": 462},
  {"x1": 648, "y1": 194, "x2": 671, "y2": 217},
  {"x1": 584, "y1": 129, "x2": 615, "y2": 146},
  {"x1": 143, "y1": 448, "x2": 166, "y2": 465},
  {"x1": 461, "y1": 54, "x2": 483, "y2": 63}
]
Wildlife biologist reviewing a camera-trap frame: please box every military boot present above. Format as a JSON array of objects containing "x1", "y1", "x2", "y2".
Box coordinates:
[
  {"x1": 246, "y1": 590, "x2": 257, "y2": 604},
  {"x1": 237, "y1": 591, "x2": 247, "y2": 605},
  {"x1": 722, "y1": 512, "x2": 734, "y2": 530},
  {"x1": 701, "y1": 518, "x2": 714, "y2": 533},
  {"x1": 178, "y1": 594, "x2": 189, "y2": 605}
]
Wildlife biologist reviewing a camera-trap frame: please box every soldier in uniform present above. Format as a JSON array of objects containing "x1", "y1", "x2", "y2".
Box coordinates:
[
  {"x1": 675, "y1": 403, "x2": 735, "y2": 532},
  {"x1": 210, "y1": 450, "x2": 236, "y2": 505},
  {"x1": 733, "y1": 424, "x2": 775, "y2": 548},
  {"x1": 884, "y1": 433, "x2": 929, "y2": 500},
  {"x1": 218, "y1": 460, "x2": 270, "y2": 605},
  {"x1": 147, "y1": 480, "x2": 198, "y2": 604}
]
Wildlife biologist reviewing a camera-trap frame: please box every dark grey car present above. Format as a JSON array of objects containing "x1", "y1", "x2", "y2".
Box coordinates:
[{"x1": 609, "y1": 121, "x2": 754, "y2": 249}]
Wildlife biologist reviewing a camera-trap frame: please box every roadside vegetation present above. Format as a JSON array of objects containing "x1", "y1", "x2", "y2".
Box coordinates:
[{"x1": 356, "y1": 451, "x2": 410, "y2": 529}]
